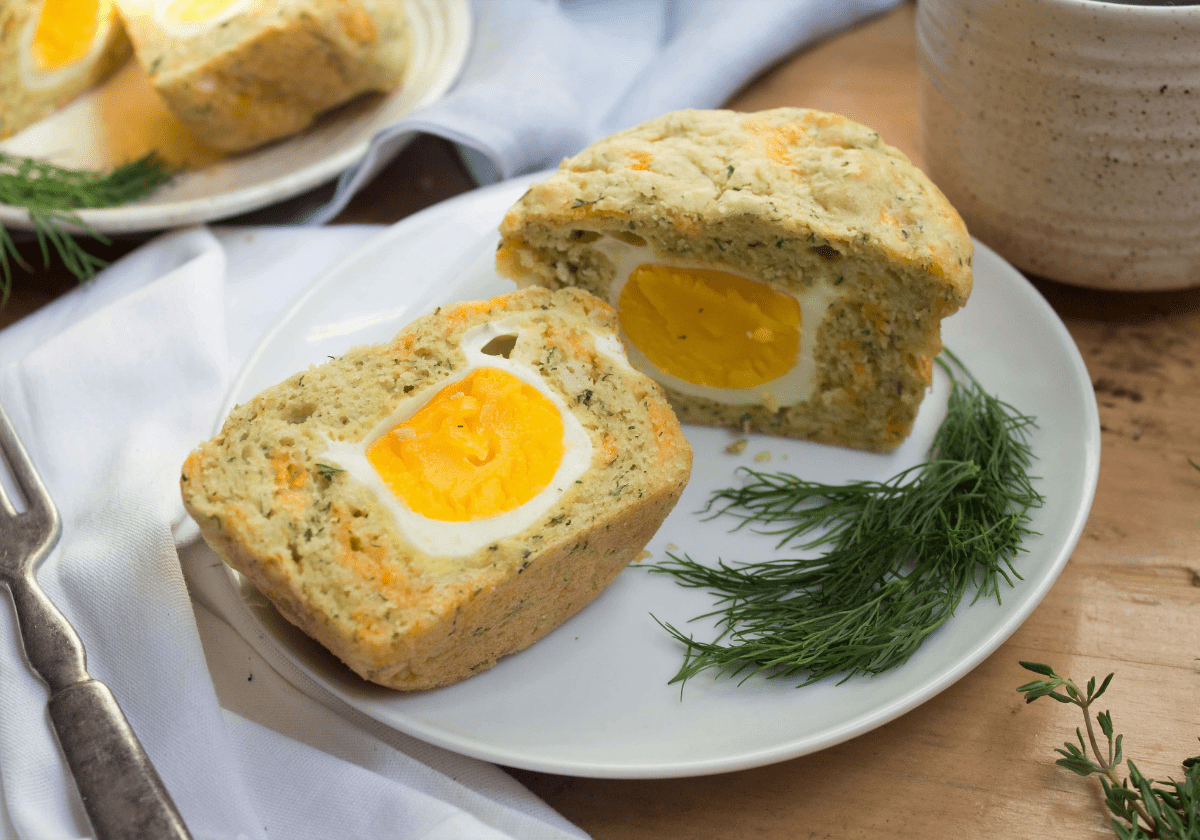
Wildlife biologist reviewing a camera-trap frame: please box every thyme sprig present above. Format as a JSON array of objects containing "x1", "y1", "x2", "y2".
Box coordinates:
[
  {"x1": 1018, "y1": 662, "x2": 1199, "y2": 839},
  {"x1": 0, "y1": 152, "x2": 172, "y2": 304},
  {"x1": 651, "y1": 352, "x2": 1044, "y2": 687}
]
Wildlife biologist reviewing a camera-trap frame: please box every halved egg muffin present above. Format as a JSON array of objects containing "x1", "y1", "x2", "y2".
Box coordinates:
[
  {"x1": 496, "y1": 107, "x2": 974, "y2": 452},
  {"x1": 1, "y1": 0, "x2": 131, "y2": 138},
  {"x1": 114, "y1": 0, "x2": 412, "y2": 152},
  {"x1": 180, "y1": 287, "x2": 692, "y2": 690}
]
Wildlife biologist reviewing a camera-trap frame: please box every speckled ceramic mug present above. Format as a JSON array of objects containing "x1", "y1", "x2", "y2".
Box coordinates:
[{"x1": 917, "y1": 0, "x2": 1200, "y2": 290}]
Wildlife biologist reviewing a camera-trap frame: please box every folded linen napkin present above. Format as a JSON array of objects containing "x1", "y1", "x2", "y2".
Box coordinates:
[
  {"x1": 0, "y1": 1, "x2": 901, "y2": 837},
  {"x1": 307, "y1": 0, "x2": 900, "y2": 221},
  {"x1": 0, "y1": 226, "x2": 589, "y2": 840}
]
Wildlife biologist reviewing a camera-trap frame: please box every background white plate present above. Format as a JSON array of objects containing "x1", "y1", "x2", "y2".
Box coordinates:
[
  {"x1": 0, "y1": 0, "x2": 470, "y2": 234},
  {"x1": 220, "y1": 175, "x2": 1101, "y2": 779}
]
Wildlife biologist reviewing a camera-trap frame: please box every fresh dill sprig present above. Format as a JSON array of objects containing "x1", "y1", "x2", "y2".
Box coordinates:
[
  {"x1": 314, "y1": 463, "x2": 344, "y2": 478},
  {"x1": 650, "y1": 351, "x2": 1044, "y2": 688},
  {"x1": 0, "y1": 152, "x2": 173, "y2": 304},
  {"x1": 1018, "y1": 662, "x2": 1199, "y2": 839}
]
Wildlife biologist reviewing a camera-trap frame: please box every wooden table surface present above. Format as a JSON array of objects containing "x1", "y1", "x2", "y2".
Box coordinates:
[{"x1": 5, "y1": 4, "x2": 1199, "y2": 838}]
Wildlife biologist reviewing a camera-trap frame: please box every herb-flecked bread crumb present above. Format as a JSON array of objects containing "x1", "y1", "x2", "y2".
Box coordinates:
[
  {"x1": 496, "y1": 107, "x2": 974, "y2": 452},
  {"x1": 181, "y1": 287, "x2": 693, "y2": 690}
]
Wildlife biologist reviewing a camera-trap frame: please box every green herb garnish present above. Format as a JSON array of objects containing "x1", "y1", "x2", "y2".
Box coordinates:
[
  {"x1": 314, "y1": 463, "x2": 344, "y2": 478},
  {"x1": 1018, "y1": 661, "x2": 1199, "y2": 839},
  {"x1": 651, "y1": 351, "x2": 1044, "y2": 687},
  {"x1": 0, "y1": 152, "x2": 172, "y2": 304}
]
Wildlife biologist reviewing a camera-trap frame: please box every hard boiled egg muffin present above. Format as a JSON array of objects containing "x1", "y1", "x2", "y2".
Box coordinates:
[
  {"x1": 1, "y1": 0, "x2": 132, "y2": 138},
  {"x1": 115, "y1": 0, "x2": 412, "y2": 152},
  {"x1": 497, "y1": 107, "x2": 974, "y2": 453},
  {"x1": 181, "y1": 287, "x2": 692, "y2": 691}
]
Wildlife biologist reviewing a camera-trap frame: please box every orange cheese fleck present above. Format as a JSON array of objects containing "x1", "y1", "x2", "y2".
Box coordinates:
[
  {"x1": 625, "y1": 150, "x2": 653, "y2": 171},
  {"x1": 861, "y1": 302, "x2": 889, "y2": 335}
]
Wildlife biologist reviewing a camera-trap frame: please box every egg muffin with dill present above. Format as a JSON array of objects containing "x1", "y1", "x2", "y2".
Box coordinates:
[
  {"x1": 496, "y1": 108, "x2": 974, "y2": 452},
  {"x1": 181, "y1": 287, "x2": 692, "y2": 691}
]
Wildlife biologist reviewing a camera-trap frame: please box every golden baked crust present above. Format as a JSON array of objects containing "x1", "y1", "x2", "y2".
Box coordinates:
[
  {"x1": 1, "y1": 1, "x2": 131, "y2": 139},
  {"x1": 181, "y1": 287, "x2": 693, "y2": 690},
  {"x1": 115, "y1": 0, "x2": 411, "y2": 152},
  {"x1": 496, "y1": 107, "x2": 973, "y2": 452}
]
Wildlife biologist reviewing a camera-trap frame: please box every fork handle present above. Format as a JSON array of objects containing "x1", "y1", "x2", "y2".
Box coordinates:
[
  {"x1": 8, "y1": 575, "x2": 88, "y2": 690},
  {"x1": 49, "y1": 680, "x2": 192, "y2": 840},
  {"x1": 7, "y1": 580, "x2": 192, "y2": 839}
]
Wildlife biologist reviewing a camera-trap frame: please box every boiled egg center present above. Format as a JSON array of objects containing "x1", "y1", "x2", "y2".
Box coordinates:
[
  {"x1": 618, "y1": 264, "x2": 801, "y2": 390},
  {"x1": 31, "y1": 0, "x2": 108, "y2": 71},
  {"x1": 366, "y1": 366, "x2": 565, "y2": 523},
  {"x1": 594, "y1": 236, "x2": 842, "y2": 408},
  {"x1": 319, "y1": 316, "x2": 594, "y2": 558}
]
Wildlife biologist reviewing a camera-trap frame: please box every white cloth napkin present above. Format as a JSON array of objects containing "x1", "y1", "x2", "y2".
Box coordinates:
[
  {"x1": 307, "y1": 0, "x2": 899, "y2": 221},
  {"x1": 0, "y1": 227, "x2": 590, "y2": 840},
  {"x1": 0, "y1": 1, "x2": 901, "y2": 837}
]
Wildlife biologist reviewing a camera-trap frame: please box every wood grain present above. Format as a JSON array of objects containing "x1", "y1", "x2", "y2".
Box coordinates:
[
  {"x1": 5, "y1": 3, "x2": 1198, "y2": 838},
  {"x1": 507, "y1": 5, "x2": 1200, "y2": 838}
]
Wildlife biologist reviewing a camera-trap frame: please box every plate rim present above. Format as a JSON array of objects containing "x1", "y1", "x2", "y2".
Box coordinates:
[
  {"x1": 0, "y1": 0, "x2": 472, "y2": 233},
  {"x1": 216, "y1": 176, "x2": 1102, "y2": 778}
]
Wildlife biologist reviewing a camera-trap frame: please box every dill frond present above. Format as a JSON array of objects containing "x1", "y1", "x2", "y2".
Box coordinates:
[
  {"x1": 0, "y1": 152, "x2": 173, "y2": 304},
  {"x1": 651, "y1": 351, "x2": 1045, "y2": 688}
]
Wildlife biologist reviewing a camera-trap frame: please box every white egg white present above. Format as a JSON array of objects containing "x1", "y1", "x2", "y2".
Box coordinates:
[
  {"x1": 591, "y1": 235, "x2": 845, "y2": 408},
  {"x1": 319, "y1": 314, "x2": 595, "y2": 558},
  {"x1": 151, "y1": 0, "x2": 258, "y2": 39}
]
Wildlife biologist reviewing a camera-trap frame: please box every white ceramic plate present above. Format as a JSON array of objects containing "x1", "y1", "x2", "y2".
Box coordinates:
[
  {"x1": 0, "y1": 0, "x2": 470, "y2": 234},
  {"x1": 220, "y1": 175, "x2": 1101, "y2": 779}
]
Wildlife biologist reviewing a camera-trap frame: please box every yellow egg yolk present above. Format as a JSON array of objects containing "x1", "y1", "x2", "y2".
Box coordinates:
[
  {"x1": 165, "y1": 0, "x2": 241, "y2": 24},
  {"x1": 366, "y1": 367, "x2": 565, "y2": 522},
  {"x1": 31, "y1": 0, "x2": 107, "y2": 71},
  {"x1": 618, "y1": 265, "x2": 802, "y2": 389}
]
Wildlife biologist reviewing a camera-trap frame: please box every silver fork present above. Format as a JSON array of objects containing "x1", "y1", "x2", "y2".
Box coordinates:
[{"x1": 0, "y1": 401, "x2": 192, "y2": 840}]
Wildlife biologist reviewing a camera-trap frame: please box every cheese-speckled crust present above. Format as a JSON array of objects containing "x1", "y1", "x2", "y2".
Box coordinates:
[
  {"x1": 496, "y1": 108, "x2": 974, "y2": 452},
  {"x1": 0, "y1": 1, "x2": 130, "y2": 139},
  {"x1": 181, "y1": 288, "x2": 692, "y2": 691},
  {"x1": 115, "y1": 0, "x2": 410, "y2": 152}
]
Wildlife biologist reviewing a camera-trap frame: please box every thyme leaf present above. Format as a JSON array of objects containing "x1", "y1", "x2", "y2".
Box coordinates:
[
  {"x1": 651, "y1": 351, "x2": 1044, "y2": 687},
  {"x1": 1018, "y1": 662, "x2": 1199, "y2": 839},
  {"x1": 0, "y1": 152, "x2": 173, "y2": 304}
]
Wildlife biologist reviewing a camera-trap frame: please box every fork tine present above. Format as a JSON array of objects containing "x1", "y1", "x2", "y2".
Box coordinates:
[{"x1": 0, "y1": 400, "x2": 58, "y2": 526}]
